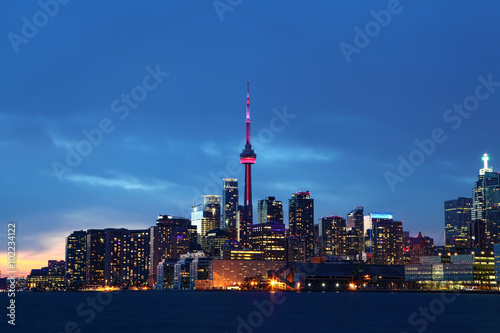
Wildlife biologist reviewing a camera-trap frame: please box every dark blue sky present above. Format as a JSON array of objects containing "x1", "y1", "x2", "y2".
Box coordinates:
[{"x1": 1, "y1": 0, "x2": 500, "y2": 275}]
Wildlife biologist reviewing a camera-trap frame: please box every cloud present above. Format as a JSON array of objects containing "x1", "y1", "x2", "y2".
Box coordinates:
[
  {"x1": 257, "y1": 145, "x2": 338, "y2": 163},
  {"x1": 46, "y1": 130, "x2": 75, "y2": 148},
  {"x1": 449, "y1": 175, "x2": 476, "y2": 185},
  {"x1": 66, "y1": 173, "x2": 175, "y2": 191},
  {"x1": 200, "y1": 141, "x2": 221, "y2": 157}
]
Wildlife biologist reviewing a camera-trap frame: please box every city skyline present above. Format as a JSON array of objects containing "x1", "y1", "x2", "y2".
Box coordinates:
[{"x1": 2, "y1": 1, "x2": 500, "y2": 277}]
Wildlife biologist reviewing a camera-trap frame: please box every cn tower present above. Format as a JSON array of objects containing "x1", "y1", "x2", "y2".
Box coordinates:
[{"x1": 239, "y1": 81, "x2": 256, "y2": 246}]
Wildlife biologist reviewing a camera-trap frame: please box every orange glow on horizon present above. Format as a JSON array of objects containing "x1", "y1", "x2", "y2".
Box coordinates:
[{"x1": 0, "y1": 244, "x2": 65, "y2": 278}]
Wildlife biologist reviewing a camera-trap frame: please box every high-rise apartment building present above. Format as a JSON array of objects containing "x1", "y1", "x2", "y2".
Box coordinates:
[
  {"x1": 289, "y1": 191, "x2": 314, "y2": 258},
  {"x1": 444, "y1": 197, "x2": 472, "y2": 250},
  {"x1": 319, "y1": 216, "x2": 346, "y2": 256},
  {"x1": 86, "y1": 229, "x2": 106, "y2": 286},
  {"x1": 347, "y1": 206, "x2": 364, "y2": 255},
  {"x1": 65, "y1": 230, "x2": 87, "y2": 288},
  {"x1": 222, "y1": 178, "x2": 239, "y2": 233},
  {"x1": 472, "y1": 154, "x2": 500, "y2": 248},
  {"x1": 367, "y1": 212, "x2": 403, "y2": 265},
  {"x1": 257, "y1": 196, "x2": 283, "y2": 224},
  {"x1": 250, "y1": 222, "x2": 286, "y2": 260},
  {"x1": 149, "y1": 215, "x2": 191, "y2": 284},
  {"x1": 201, "y1": 195, "x2": 221, "y2": 237}
]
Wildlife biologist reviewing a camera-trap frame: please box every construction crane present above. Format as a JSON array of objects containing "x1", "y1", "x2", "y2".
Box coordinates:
[{"x1": 192, "y1": 201, "x2": 202, "y2": 212}]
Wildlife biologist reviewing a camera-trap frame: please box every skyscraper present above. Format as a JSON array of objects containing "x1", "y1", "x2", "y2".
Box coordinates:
[
  {"x1": 319, "y1": 216, "x2": 346, "y2": 256},
  {"x1": 86, "y1": 229, "x2": 106, "y2": 287},
  {"x1": 201, "y1": 195, "x2": 221, "y2": 237},
  {"x1": 65, "y1": 230, "x2": 87, "y2": 288},
  {"x1": 222, "y1": 178, "x2": 239, "y2": 234},
  {"x1": 239, "y1": 82, "x2": 256, "y2": 248},
  {"x1": 257, "y1": 196, "x2": 283, "y2": 224},
  {"x1": 250, "y1": 222, "x2": 286, "y2": 260},
  {"x1": 149, "y1": 215, "x2": 191, "y2": 285},
  {"x1": 444, "y1": 197, "x2": 472, "y2": 250},
  {"x1": 347, "y1": 206, "x2": 364, "y2": 255},
  {"x1": 367, "y1": 212, "x2": 403, "y2": 265},
  {"x1": 101, "y1": 228, "x2": 150, "y2": 287},
  {"x1": 472, "y1": 153, "x2": 500, "y2": 248},
  {"x1": 289, "y1": 191, "x2": 315, "y2": 258}
]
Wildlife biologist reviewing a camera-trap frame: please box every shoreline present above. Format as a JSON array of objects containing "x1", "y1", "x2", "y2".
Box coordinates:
[{"x1": 14, "y1": 289, "x2": 500, "y2": 295}]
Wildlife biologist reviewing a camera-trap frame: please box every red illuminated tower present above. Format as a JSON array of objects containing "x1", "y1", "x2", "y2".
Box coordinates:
[{"x1": 239, "y1": 81, "x2": 256, "y2": 247}]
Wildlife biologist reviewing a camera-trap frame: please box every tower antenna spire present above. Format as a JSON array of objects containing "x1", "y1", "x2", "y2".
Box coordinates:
[
  {"x1": 246, "y1": 81, "x2": 250, "y2": 120},
  {"x1": 480, "y1": 153, "x2": 492, "y2": 175},
  {"x1": 483, "y1": 153, "x2": 489, "y2": 169}
]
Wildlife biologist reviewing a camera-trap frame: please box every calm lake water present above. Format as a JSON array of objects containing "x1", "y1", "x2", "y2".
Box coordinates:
[{"x1": 2, "y1": 291, "x2": 499, "y2": 333}]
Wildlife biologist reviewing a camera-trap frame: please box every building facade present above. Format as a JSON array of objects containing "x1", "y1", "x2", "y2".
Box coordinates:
[
  {"x1": 406, "y1": 252, "x2": 496, "y2": 290},
  {"x1": 319, "y1": 216, "x2": 346, "y2": 256},
  {"x1": 27, "y1": 260, "x2": 66, "y2": 291},
  {"x1": 201, "y1": 195, "x2": 221, "y2": 237},
  {"x1": 367, "y1": 213, "x2": 403, "y2": 265},
  {"x1": 257, "y1": 196, "x2": 283, "y2": 224},
  {"x1": 285, "y1": 235, "x2": 306, "y2": 262},
  {"x1": 289, "y1": 191, "x2": 314, "y2": 259},
  {"x1": 65, "y1": 230, "x2": 87, "y2": 288},
  {"x1": 250, "y1": 222, "x2": 286, "y2": 260},
  {"x1": 445, "y1": 197, "x2": 472, "y2": 250},
  {"x1": 347, "y1": 206, "x2": 364, "y2": 255},
  {"x1": 222, "y1": 178, "x2": 239, "y2": 233},
  {"x1": 472, "y1": 154, "x2": 500, "y2": 248},
  {"x1": 149, "y1": 215, "x2": 190, "y2": 284},
  {"x1": 86, "y1": 229, "x2": 106, "y2": 286}
]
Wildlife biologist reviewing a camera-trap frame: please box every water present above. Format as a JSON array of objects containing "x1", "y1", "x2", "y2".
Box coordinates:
[{"x1": 2, "y1": 291, "x2": 499, "y2": 332}]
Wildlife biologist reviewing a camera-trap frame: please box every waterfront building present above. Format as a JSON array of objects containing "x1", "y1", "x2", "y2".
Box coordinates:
[
  {"x1": 250, "y1": 222, "x2": 286, "y2": 260},
  {"x1": 405, "y1": 251, "x2": 496, "y2": 290},
  {"x1": 27, "y1": 260, "x2": 66, "y2": 291},
  {"x1": 289, "y1": 191, "x2": 314, "y2": 258},
  {"x1": 445, "y1": 197, "x2": 472, "y2": 250},
  {"x1": 347, "y1": 206, "x2": 364, "y2": 255},
  {"x1": 86, "y1": 229, "x2": 106, "y2": 287},
  {"x1": 156, "y1": 258, "x2": 177, "y2": 290},
  {"x1": 173, "y1": 252, "x2": 206, "y2": 289},
  {"x1": 222, "y1": 178, "x2": 239, "y2": 235},
  {"x1": 65, "y1": 230, "x2": 87, "y2": 288},
  {"x1": 472, "y1": 154, "x2": 500, "y2": 248},
  {"x1": 149, "y1": 215, "x2": 190, "y2": 284},
  {"x1": 103, "y1": 228, "x2": 150, "y2": 287},
  {"x1": 319, "y1": 216, "x2": 346, "y2": 256},
  {"x1": 365, "y1": 212, "x2": 403, "y2": 265}
]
